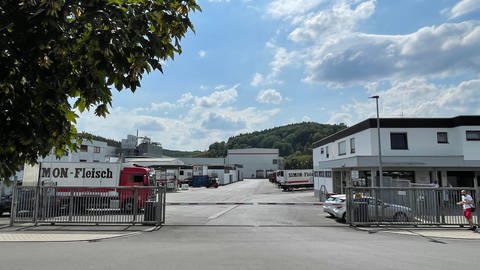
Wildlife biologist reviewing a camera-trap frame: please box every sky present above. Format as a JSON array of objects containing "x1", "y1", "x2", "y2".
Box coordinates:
[{"x1": 76, "y1": 0, "x2": 480, "y2": 151}]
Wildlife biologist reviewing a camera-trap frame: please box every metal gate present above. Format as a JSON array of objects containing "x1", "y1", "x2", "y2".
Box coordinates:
[
  {"x1": 345, "y1": 187, "x2": 479, "y2": 226},
  {"x1": 10, "y1": 185, "x2": 166, "y2": 225}
]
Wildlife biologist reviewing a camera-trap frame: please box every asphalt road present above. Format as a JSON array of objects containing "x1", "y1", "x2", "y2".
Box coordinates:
[
  {"x1": 0, "y1": 179, "x2": 478, "y2": 270},
  {"x1": 164, "y1": 179, "x2": 338, "y2": 226}
]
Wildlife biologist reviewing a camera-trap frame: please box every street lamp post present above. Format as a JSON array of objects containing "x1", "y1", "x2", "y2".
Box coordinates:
[{"x1": 370, "y1": 95, "x2": 383, "y2": 187}]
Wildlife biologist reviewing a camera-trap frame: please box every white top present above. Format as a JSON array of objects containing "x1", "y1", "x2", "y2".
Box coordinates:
[{"x1": 461, "y1": 194, "x2": 474, "y2": 210}]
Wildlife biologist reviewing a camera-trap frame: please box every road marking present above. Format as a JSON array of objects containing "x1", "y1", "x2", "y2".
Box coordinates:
[
  {"x1": 167, "y1": 202, "x2": 323, "y2": 206},
  {"x1": 167, "y1": 202, "x2": 254, "y2": 206},
  {"x1": 208, "y1": 205, "x2": 239, "y2": 219}
]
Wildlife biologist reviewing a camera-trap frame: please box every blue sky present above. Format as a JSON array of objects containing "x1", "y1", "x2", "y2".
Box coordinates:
[{"x1": 77, "y1": 0, "x2": 480, "y2": 151}]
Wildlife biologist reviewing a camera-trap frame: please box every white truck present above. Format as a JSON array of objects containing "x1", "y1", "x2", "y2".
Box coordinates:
[{"x1": 276, "y1": 169, "x2": 314, "y2": 191}]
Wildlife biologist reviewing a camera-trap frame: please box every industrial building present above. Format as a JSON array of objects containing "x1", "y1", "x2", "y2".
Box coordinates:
[{"x1": 312, "y1": 115, "x2": 480, "y2": 196}]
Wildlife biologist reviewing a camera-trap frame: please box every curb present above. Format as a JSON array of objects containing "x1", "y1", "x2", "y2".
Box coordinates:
[
  {"x1": 354, "y1": 226, "x2": 480, "y2": 240},
  {"x1": 0, "y1": 225, "x2": 160, "y2": 243}
]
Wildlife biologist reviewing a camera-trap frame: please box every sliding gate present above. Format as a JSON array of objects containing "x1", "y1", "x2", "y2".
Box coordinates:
[
  {"x1": 10, "y1": 185, "x2": 166, "y2": 225},
  {"x1": 345, "y1": 187, "x2": 479, "y2": 226}
]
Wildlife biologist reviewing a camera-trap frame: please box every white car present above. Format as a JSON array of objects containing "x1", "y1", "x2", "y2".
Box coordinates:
[
  {"x1": 352, "y1": 197, "x2": 413, "y2": 222},
  {"x1": 323, "y1": 194, "x2": 346, "y2": 221}
]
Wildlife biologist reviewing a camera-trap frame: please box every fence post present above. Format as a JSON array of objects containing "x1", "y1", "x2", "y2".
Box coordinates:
[
  {"x1": 162, "y1": 185, "x2": 166, "y2": 224},
  {"x1": 475, "y1": 185, "x2": 479, "y2": 227},
  {"x1": 33, "y1": 185, "x2": 40, "y2": 226},
  {"x1": 346, "y1": 187, "x2": 352, "y2": 226},
  {"x1": 68, "y1": 190, "x2": 74, "y2": 222},
  {"x1": 132, "y1": 187, "x2": 138, "y2": 224},
  {"x1": 155, "y1": 187, "x2": 162, "y2": 226},
  {"x1": 9, "y1": 182, "x2": 18, "y2": 226}
]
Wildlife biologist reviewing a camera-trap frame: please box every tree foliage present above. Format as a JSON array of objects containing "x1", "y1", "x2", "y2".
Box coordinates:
[
  {"x1": 284, "y1": 154, "x2": 313, "y2": 170},
  {"x1": 77, "y1": 132, "x2": 120, "y2": 147},
  {"x1": 0, "y1": 0, "x2": 200, "y2": 179}
]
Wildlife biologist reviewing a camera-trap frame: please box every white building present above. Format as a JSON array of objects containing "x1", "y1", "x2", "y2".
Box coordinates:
[
  {"x1": 312, "y1": 116, "x2": 480, "y2": 195},
  {"x1": 226, "y1": 148, "x2": 281, "y2": 179},
  {"x1": 41, "y1": 139, "x2": 117, "y2": 163}
]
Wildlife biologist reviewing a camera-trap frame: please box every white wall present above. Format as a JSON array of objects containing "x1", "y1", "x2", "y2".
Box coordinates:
[
  {"x1": 227, "y1": 149, "x2": 279, "y2": 179},
  {"x1": 460, "y1": 126, "x2": 480, "y2": 160},
  {"x1": 314, "y1": 129, "x2": 372, "y2": 162},
  {"x1": 314, "y1": 178, "x2": 333, "y2": 194},
  {"x1": 314, "y1": 126, "x2": 479, "y2": 162},
  {"x1": 41, "y1": 139, "x2": 116, "y2": 163},
  {"x1": 372, "y1": 128, "x2": 463, "y2": 157}
]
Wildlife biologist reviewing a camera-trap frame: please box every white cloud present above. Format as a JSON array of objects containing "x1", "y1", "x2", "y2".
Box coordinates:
[
  {"x1": 177, "y1": 85, "x2": 239, "y2": 108},
  {"x1": 288, "y1": 0, "x2": 375, "y2": 42},
  {"x1": 449, "y1": 0, "x2": 480, "y2": 19},
  {"x1": 266, "y1": 0, "x2": 325, "y2": 19},
  {"x1": 149, "y1": 102, "x2": 176, "y2": 111},
  {"x1": 251, "y1": 72, "x2": 264, "y2": 86},
  {"x1": 327, "y1": 78, "x2": 480, "y2": 125},
  {"x1": 261, "y1": 43, "x2": 299, "y2": 85},
  {"x1": 77, "y1": 85, "x2": 281, "y2": 151},
  {"x1": 265, "y1": 0, "x2": 480, "y2": 86},
  {"x1": 194, "y1": 85, "x2": 239, "y2": 107},
  {"x1": 304, "y1": 21, "x2": 480, "y2": 84},
  {"x1": 302, "y1": 115, "x2": 312, "y2": 122},
  {"x1": 198, "y1": 50, "x2": 207, "y2": 58},
  {"x1": 256, "y1": 89, "x2": 283, "y2": 104},
  {"x1": 269, "y1": 44, "x2": 297, "y2": 78}
]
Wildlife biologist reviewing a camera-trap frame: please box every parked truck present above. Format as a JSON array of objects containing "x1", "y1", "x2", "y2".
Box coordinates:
[
  {"x1": 276, "y1": 169, "x2": 314, "y2": 191},
  {"x1": 23, "y1": 162, "x2": 156, "y2": 212}
]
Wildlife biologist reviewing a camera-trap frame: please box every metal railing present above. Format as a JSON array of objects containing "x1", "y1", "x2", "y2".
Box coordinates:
[
  {"x1": 10, "y1": 185, "x2": 166, "y2": 225},
  {"x1": 345, "y1": 187, "x2": 479, "y2": 226}
]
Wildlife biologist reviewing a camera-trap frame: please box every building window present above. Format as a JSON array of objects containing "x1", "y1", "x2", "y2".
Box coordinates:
[
  {"x1": 437, "y1": 132, "x2": 448, "y2": 144},
  {"x1": 466, "y1": 130, "x2": 480, "y2": 141},
  {"x1": 338, "y1": 141, "x2": 346, "y2": 156},
  {"x1": 390, "y1": 133, "x2": 408, "y2": 150},
  {"x1": 350, "y1": 138, "x2": 356, "y2": 154},
  {"x1": 326, "y1": 146, "x2": 329, "y2": 158},
  {"x1": 320, "y1": 148, "x2": 324, "y2": 154},
  {"x1": 273, "y1": 159, "x2": 278, "y2": 164},
  {"x1": 80, "y1": 145, "x2": 88, "y2": 152},
  {"x1": 94, "y1": 146, "x2": 101, "y2": 153},
  {"x1": 79, "y1": 159, "x2": 87, "y2": 162},
  {"x1": 93, "y1": 160, "x2": 99, "y2": 162}
]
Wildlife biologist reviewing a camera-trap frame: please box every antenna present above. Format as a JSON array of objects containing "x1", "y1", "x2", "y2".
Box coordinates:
[{"x1": 136, "y1": 129, "x2": 139, "y2": 147}]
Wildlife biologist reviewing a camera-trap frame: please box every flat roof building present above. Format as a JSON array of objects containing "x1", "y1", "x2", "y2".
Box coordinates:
[{"x1": 312, "y1": 115, "x2": 480, "y2": 195}]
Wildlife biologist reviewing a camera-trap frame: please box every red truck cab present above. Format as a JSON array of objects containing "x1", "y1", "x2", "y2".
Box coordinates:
[{"x1": 119, "y1": 166, "x2": 155, "y2": 212}]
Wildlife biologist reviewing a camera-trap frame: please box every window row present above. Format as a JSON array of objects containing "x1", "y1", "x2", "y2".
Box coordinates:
[
  {"x1": 80, "y1": 145, "x2": 102, "y2": 153},
  {"x1": 320, "y1": 130, "x2": 480, "y2": 156},
  {"x1": 393, "y1": 130, "x2": 480, "y2": 150},
  {"x1": 320, "y1": 138, "x2": 355, "y2": 158}
]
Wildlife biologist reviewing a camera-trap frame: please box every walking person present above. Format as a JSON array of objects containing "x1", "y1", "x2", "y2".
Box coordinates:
[{"x1": 457, "y1": 190, "x2": 477, "y2": 231}]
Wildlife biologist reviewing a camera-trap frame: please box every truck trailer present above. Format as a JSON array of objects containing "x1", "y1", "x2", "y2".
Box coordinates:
[
  {"x1": 276, "y1": 169, "x2": 314, "y2": 191},
  {"x1": 24, "y1": 162, "x2": 156, "y2": 212}
]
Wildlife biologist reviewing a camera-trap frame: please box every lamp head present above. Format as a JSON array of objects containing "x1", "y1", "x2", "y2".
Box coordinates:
[{"x1": 369, "y1": 95, "x2": 379, "y2": 99}]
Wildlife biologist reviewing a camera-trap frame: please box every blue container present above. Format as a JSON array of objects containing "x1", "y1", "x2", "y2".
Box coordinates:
[{"x1": 192, "y1": 175, "x2": 209, "y2": 187}]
